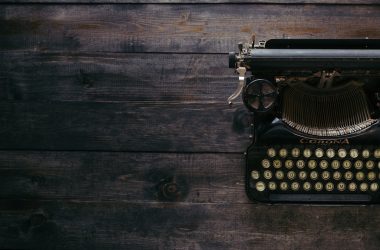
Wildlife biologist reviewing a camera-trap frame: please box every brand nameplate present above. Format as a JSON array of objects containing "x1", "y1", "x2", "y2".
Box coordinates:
[{"x1": 299, "y1": 138, "x2": 349, "y2": 144}]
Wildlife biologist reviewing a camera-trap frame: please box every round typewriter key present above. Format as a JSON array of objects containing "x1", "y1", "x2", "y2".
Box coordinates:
[
  {"x1": 275, "y1": 170, "x2": 284, "y2": 180},
  {"x1": 291, "y1": 148, "x2": 300, "y2": 158},
  {"x1": 269, "y1": 182, "x2": 277, "y2": 190},
  {"x1": 315, "y1": 148, "x2": 324, "y2": 158},
  {"x1": 362, "y1": 149, "x2": 370, "y2": 158},
  {"x1": 303, "y1": 148, "x2": 312, "y2": 158},
  {"x1": 360, "y1": 183, "x2": 368, "y2": 192},
  {"x1": 303, "y1": 182, "x2": 311, "y2": 191},
  {"x1": 291, "y1": 182, "x2": 300, "y2": 191},
  {"x1": 354, "y1": 160, "x2": 363, "y2": 169},
  {"x1": 264, "y1": 170, "x2": 272, "y2": 179},
  {"x1": 308, "y1": 160, "x2": 317, "y2": 169},
  {"x1": 285, "y1": 160, "x2": 293, "y2": 169},
  {"x1": 348, "y1": 182, "x2": 357, "y2": 191},
  {"x1": 338, "y1": 148, "x2": 347, "y2": 158},
  {"x1": 256, "y1": 181, "x2": 266, "y2": 191},
  {"x1": 325, "y1": 182, "x2": 334, "y2": 191},
  {"x1": 267, "y1": 148, "x2": 276, "y2": 158},
  {"x1": 310, "y1": 171, "x2": 318, "y2": 180},
  {"x1": 370, "y1": 183, "x2": 379, "y2": 192},
  {"x1": 322, "y1": 171, "x2": 330, "y2": 180},
  {"x1": 280, "y1": 182, "x2": 288, "y2": 191},
  {"x1": 349, "y1": 149, "x2": 359, "y2": 158},
  {"x1": 343, "y1": 160, "x2": 351, "y2": 169},
  {"x1": 344, "y1": 171, "x2": 353, "y2": 180},
  {"x1": 366, "y1": 160, "x2": 374, "y2": 169},
  {"x1": 299, "y1": 171, "x2": 307, "y2": 180},
  {"x1": 315, "y1": 182, "x2": 323, "y2": 191},
  {"x1": 337, "y1": 182, "x2": 346, "y2": 191},
  {"x1": 273, "y1": 160, "x2": 282, "y2": 169},
  {"x1": 320, "y1": 160, "x2": 328, "y2": 169},
  {"x1": 368, "y1": 171, "x2": 376, "y2": 181},
  {"x1": 287, "y1": 171, "x2": 296, "y2": 180},
  {"x1": 331, "y1": 160, "x2": 340, "y2": 170},
  {"x1": 374, "y1": 149, "x2": 380, "y2": 158},
  {"x1": 296, "y1": 160, "x2": 305, "y2": 169},
  {"x1": 326, "y1": 148, "x2": 335, "y2": 158},
  {"x1": 378, "y1": 162, "x2": 380, "y2": 169},
  {"x1": 356, "y1": 172, "x2": 365, "y2": 181},
  {"x1": 251, "y1": 171, "x2": 260, "y2": 180},
  {"x1": 333, "y1": 171, "x2": 341, "y2": 180},
  {"x1": 279, "y1": 148, "x2": 287, "y2": 158},
  {"x1": 261, "y1": 159, "x2": 270, "y2": 168}
]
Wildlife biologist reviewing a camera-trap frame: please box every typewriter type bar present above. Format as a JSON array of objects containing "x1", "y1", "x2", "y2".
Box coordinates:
[{"x1": 229, "y1": 39, "x2": 380, "y2": 204}]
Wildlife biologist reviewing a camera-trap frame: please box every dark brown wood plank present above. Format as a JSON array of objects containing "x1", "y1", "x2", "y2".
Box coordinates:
[
  {"x1": 2, "y1": 4, "x2": 380, "y2": 53},
  {"x1": 0, "y1": 102, "x2": 252, "y2": 152},
  {"x1": 0, "y1": 52, "x2": 235, "y2": 103},
  {"x1": 2, "y1": 0, "x2": 380, "y2": 4},
  {"x1": 0, "y1": 151, "x2": 247, "y2": 203},
  {"x1": 1, "y1": 200, "x2": 380, "y2": 250}
]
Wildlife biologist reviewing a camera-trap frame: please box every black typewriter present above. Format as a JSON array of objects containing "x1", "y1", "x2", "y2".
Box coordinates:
[{"x1": 229, "y1": 38, "x2": 380, "y2": 204}]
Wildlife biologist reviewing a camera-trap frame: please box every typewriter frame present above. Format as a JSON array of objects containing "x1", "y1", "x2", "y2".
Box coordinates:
[{"x1": 230, "y1": 38, "x2": 380, "y2": 204}]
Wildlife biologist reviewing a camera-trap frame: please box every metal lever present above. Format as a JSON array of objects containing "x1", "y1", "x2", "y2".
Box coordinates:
[
  {"x1": 228, "y1": 67, "x2": 247, "y2": 105},
  {"x1": 318, "y1": 70, "x2": 339, "y2": 89}
]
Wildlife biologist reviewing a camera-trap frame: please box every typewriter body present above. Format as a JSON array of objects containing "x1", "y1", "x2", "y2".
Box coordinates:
[{"x1": 229, "y1": 39, "x2": 380, "y2": 203}]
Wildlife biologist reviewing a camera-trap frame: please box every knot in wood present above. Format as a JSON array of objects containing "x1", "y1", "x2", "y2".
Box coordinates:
[
  {"x1": 161, "y1": 182, "x2": 180, "y2": 201},
  {"x1": 29, "y1": 212, "x2": 47, "y2": 227}
]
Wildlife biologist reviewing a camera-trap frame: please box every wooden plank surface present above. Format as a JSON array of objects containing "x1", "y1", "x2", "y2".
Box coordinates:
[
  {"x1": 2, "y1": 4, "x2": 380, "y2": 53},
  {"x1": 2, "y1": 2, "x2": 380, "y2": 250},
  {"x1": 1, "y1": 200, "x2": 380, "y2": 250},
  {"x1": 2, "y1": 0, "x2": 380, "y2": 4},
  {"x1": 0, "y1": 52, "x2": 235, "y2": 103},
  {"x1": 0, "y1": 151, "x2": 247, "y2": 203},
  {"x1": 0, "y1": 102, "x2": 252, "y2": 152}
]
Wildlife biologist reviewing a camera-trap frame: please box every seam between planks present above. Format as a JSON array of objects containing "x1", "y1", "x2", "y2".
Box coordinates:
[{"x1": 1, "y1": 2, "x2": 380, "y2": 6}]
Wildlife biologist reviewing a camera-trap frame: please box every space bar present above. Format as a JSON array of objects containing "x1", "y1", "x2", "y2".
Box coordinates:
[{"x1": 269, "y1": 194, "x2": 371, "y2": 202}]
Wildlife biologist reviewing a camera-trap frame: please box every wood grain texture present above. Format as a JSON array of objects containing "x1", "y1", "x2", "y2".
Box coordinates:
[
  {"x1": 0, "y1": 102, "x2": 252, "y2": 152},
  {"x1": 1, "y1": 200, "x2": 380, "y2": 250},
  {"x1": 2, "y1": 4, "x2": 380, "y2": 53},
  {"x1": 0, "y1": 151, "x2": 248, "y2": 203},
  {"x1": 2, "y1": 2, "x2": 380, "y2": 250},
  {"x1": 2, "y1": 0, "x2": 380, "y2": 4},
  {"x1": 0, "y1": 52, "x2": 235, "y2": 103}
]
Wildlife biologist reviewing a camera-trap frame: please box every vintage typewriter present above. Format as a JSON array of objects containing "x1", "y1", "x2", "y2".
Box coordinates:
[{"x1": 229, "y1": 38, "x2": 380, "y2": 203}]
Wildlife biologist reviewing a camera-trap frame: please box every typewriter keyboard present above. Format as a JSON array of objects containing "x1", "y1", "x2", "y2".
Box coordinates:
[{"x1": 247, "y1": 146, "x2": 380, "y2": 203}]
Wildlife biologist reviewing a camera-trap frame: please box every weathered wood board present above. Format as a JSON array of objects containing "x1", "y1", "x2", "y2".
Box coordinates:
[
  {"x1": 0, "y1": 151, "x2": 247, "y2": 203},
  {"x1": 1, "y1": 4, "x2": 380, "y2": 53},
  {"x1": 0, "y1": 52, "x2": 235, "y2": 103},
  {"x1": 1, "y1": 201, "x2": 380, "y2": 250},
  {"x1": 2, "y1": 0, "x2": 380, "y2": 3},
  {"x1": 0, "y1": 102, "x2": 252, "y2": 152}
]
